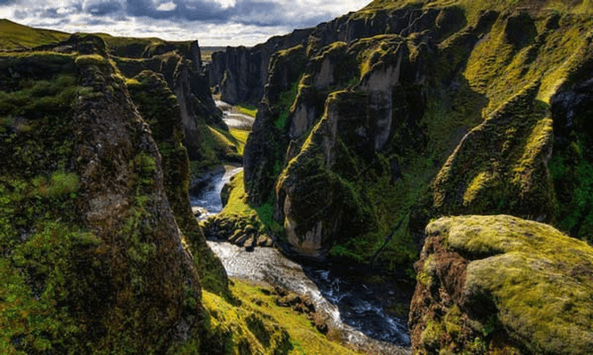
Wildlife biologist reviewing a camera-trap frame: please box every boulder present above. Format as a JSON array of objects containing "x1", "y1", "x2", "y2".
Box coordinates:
[{"x1": 410, "y1": 215, "x2": 593, "y2": 354}]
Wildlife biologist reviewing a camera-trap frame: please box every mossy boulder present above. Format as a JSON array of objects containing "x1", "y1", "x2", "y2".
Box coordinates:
[{"x1": 410, "y1": 215, "x2": 593, "y2": 354}]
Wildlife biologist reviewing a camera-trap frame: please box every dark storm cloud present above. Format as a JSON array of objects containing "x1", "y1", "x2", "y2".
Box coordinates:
[
  {"x1": 120, "y1": 0, "x2": 333, "y2": 27},
  {"x1": 0, "y1": 0, "x2": 338, "y2": 28}
]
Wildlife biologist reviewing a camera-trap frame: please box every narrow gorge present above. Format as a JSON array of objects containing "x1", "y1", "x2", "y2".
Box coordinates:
[{"x1": 1, "y1": 0, "x2": 593, "y2": 354}]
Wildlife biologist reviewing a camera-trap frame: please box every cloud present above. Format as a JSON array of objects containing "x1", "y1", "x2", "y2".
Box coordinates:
[
  {"x1": 84, "y1": 0, "x2": 122, "y2": 15},
  {"x1": 0, "y1": 0, "x2": 373, "y2": 45}
]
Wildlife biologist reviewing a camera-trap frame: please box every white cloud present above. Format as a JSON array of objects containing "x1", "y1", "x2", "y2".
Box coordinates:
[
  {"x1": 209, "y1": 0, "x2": 236, "y2": 9},
  {"x1": 155, "y1": 1, "x2": 176, "y2": 11}
]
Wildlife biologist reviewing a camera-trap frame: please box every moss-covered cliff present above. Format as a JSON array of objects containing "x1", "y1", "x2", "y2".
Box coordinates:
[
  {"x1": 0, "y1": 25, "x2": 370, "y2": 354},
  {"x1": 234, "y1": 0, "x2": 593, "y2": 275},
  {"x1": 0, "y1": 34, "x2": 207, "y2": 353}
]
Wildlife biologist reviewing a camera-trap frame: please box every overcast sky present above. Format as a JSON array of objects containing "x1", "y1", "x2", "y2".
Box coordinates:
[{"x1": 0, "y1": 0, "x2": 373, "y2": 46}]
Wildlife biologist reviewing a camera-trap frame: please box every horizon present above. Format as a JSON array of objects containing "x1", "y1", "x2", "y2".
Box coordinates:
[{"x1": 0, "y1": 0, "x2": 373, "y2": 47}]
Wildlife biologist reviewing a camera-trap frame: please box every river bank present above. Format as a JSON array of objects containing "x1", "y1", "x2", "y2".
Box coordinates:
[{"x1": 190, "y1": 100, "x2": 412, "y2": 354}]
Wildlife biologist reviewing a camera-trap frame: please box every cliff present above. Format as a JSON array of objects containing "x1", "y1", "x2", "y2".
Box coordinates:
[
  {"x1": 236, "y1": 0, "x2": 593, "y2": 272},
  {"x1": 0, "y1": 34, "x2": 208, "y2": 353},
  {"x1": 208, "y1": 3, "x2": 453, "y2": 105},
  {"x1": 103, "y1": 35, "x2": 228, "y2": 165},
  {"x1": 0, "y1": 25, "x2": 366, "y2": 354},
  {"x1": 410, "y1": 215, "x2": 593, "y2": 354}
]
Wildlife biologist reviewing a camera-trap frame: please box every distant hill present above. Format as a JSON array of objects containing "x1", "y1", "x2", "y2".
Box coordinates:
[{"x1": 0, "y1": 19, "x2": 69, "y2": 49}]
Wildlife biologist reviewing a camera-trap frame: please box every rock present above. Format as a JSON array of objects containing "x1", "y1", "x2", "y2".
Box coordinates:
[
  {"x1": 244, "y1": 235, "x2": 255, "y2": 251},
  {"x1": 220, "y1": 181, "x2": 232, "y2": 207},
  {"x1": 410, "y1": 215, "x2": 593, "y2": 354},
  {"x1": 208, "y1": 6, "x2": 444, "y2": 106},
  {"x1": 192, "y1": 206, "x2": 207, "y2": 218},
  {"x1": 256, "y1": 234, "x2": 273, "y2": 247},
  {"x1": 0, "y1": 35, "x2": 217, "y2": 353},
  {"x1": 315, "y1": 322, "x2": 329, "y2": 335},
  {"x1": 238, "y1": 0, "x2": 593, "y2": 271}
]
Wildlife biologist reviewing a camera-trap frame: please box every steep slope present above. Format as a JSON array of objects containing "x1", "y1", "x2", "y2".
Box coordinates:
[
  {"x1": 410, "y1": 215, "x2": 593, "y2": 354},
  {"x1": 229, "y1": 0, "x2": 593, "y2": 273},
  {"x1": 0, "y1": 19, "x2": 69, "y2": 50},
  {"x1": 105, "y1": 36, "x2": 232, "y2": 166},
  {"x1": 0, "y1": 34, "x2": 205, "y2": 353}
]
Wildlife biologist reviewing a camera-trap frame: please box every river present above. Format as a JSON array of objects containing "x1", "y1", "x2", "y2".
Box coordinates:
[{"x1": 190, "y1": 101, "x2": 412, "y2": 354}]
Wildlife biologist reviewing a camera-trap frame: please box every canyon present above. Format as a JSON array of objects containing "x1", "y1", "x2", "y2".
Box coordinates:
[{"x1": 2, "y1": 0, "x2": 593, "y2": 353}]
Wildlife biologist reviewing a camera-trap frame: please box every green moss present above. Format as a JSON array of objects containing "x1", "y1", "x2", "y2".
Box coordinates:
[
  {"x1": 201, "y1": 279, "x2": 357, "y2": 355},
  {"x1": 126, "y1": 70, "x2": 229, "y2": 296},
  {"x1": 74, "y1": 54, "x2": 108, "y2": 67},
  {"x1": 237, "y1": 104, "x2": 258, "y2": 118},
  {"x1": 275, "y1": 80, "x2": 299, "y2": 130},
  {"x1": 427, "y1": 215, "x2": 593, "y2": 354}
]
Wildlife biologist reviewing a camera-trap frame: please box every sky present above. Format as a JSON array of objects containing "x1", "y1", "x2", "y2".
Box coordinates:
[{"x1": 0, "y1": 0, "x2": 373, "y2": 46}]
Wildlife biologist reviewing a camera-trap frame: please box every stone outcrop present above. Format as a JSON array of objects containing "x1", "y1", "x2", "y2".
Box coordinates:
[
  {"x1": 0, "y1": 34, "x2": 224, "y2": 353},
  {"x1": 410, "y1": 215, "x2": 593, "y2": 354},
  {"x1": 126, "y1": 70, "x2": 228, "y2": 295},
  {"x1": 109, "y1": 38, "x2": 224, "y2": 161}
]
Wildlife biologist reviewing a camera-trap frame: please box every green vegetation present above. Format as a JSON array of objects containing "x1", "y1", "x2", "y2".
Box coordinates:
[
  {"x1": 237, "y1": 104, "x2": 258, "y2": 118},
  {"x1": 275, "y1": 80, "x2": 299, "y2": 129},
  {"x1": 126, "y1": 70, "x2": 229, "y2": 296},
  {"x1": 0, "y1": 19, "x2": 68, "y2": 50},
  {"x1": 260, "y1": 0, "x2": 593, "y2": 274},
  {"x1": 421, "y1": 215, "x2": 593, "y2": 354},
  {"x1": 201, "y1": 279, "x2": 358, "y2": 355},
  {"x1": 0, "y1": 53, "x2": 93, "y2": 354},
  {"x1": 206, "y1": 171, "x2": 282, "y2": 238},
  {"x1": 0, "y1": 37, "x2": 218, "y2": 353}
]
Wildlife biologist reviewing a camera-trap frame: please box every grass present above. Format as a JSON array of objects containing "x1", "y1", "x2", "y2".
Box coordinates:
[
  {"x1": 201, "y1": 279, "x2": 358, "y2": 355},
  {"x1": 0, "y1": 19, "x2": 69, "y2": 50},
  {"x1": 237, "y1": 104, "x2": 258, "y2": 118},
  {"x1": 201, "y1": 46, "x2": 226, "y2": 63},
  {"x1": 218, "y1": 171, "x2": 255, "y2": 219},
  {"x1": 229, "y1": 128, "x2": 250, "y2": 155}
]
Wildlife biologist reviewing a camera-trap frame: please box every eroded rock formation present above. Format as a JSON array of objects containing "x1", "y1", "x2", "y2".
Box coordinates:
[
  {"x1": 238, "y1": 1, "x2": 593, "y2": 270},
  {"x1": 0, "y1": 34, "x2": 214, "y2": 353}
]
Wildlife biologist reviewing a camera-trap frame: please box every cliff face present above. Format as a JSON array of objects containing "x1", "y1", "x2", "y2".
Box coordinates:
[
  {"x1": 410, "y1": 215, "x2": 593, "y2": 354},
  {"x1": 239, "y1": 0, "x2": 593, "y2": 271},
  {"x1": 108, "y1": 38, "x2": 225, "y2": 162},
  {"x1": 208, "y1": 5, "x2": 451, "y2": 105},
  {"x1": 0, "y1": 34, "x2": 212, "y2": 353}
]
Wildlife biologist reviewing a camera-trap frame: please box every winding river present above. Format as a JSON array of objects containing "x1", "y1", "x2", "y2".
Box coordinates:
[{"x1": 191, "y1": 101, "x2": 412, "y2": 354}]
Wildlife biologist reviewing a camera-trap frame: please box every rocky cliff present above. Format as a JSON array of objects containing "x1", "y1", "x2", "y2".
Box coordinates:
[
  {"x1": 0, "y1": 34, "x2": 210, "y2": 353},
  {"x1": 105, "y1": 35, "x2": 227, "y2": 164},
  {"x1": 207, "y1": 3, "x2": 452, "y2": 105},
  {"x1": 237, "y1": 0, "x2": 593, "y2": 273}
]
